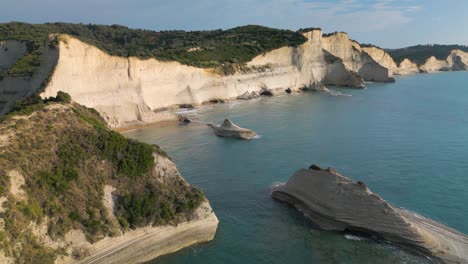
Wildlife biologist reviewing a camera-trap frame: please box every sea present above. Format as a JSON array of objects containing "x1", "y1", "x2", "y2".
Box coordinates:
[{"x1": 124, "y1": 71, "x2": 468, "y2": 264}]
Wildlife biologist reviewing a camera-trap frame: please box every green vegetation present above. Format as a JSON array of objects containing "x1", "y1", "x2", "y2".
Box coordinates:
[
  {"x1": 360, "y1": 43, "x2": 382, "y2": 49},
  {"x1": 386, "y1": 44, "x2": 468, "y2": 65},
  {"x1": 0, "y1": 22, "x2": 307, "y2": 77},
  {"x1": 296, "y1": 27, "x2": 322, "y2": 33},
  {"x1": 97, "y1": 130, "x2": 155, "y2": 177},
  {"x1": 0, "y1": 94, "x2": 204, "y2": 263}
]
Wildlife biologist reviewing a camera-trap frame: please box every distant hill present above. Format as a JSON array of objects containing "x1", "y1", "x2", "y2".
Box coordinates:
[{"x1": 386, "y1": 44, "x2": 468, "y2": 65}]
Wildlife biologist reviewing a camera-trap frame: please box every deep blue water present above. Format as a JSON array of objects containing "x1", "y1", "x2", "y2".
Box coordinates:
[{"x1": 124, "y1": 71, "x2": 468, "y2": 264}]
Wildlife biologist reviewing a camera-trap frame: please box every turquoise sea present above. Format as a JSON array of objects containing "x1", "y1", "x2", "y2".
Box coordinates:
[{"x1": 124, "y1": 71, "x2": 468, "y2": 264}]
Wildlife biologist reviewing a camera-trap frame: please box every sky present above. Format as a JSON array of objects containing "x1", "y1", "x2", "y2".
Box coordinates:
[{"x1": 1, "y1": 0, "x2": 467, "y2": 48}]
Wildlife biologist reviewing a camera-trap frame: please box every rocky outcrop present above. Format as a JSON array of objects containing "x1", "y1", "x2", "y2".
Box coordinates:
[
  {"x1": 396, "y1": 58, "x2": 421, "y2": 75},
  {"x1": 320, "y1": 33, "x2": 393, "y2": 82},
  {"x1": 207, "y1": 119, "x2": 257, "y2": 139},
  {"x1": 448, "y1": 50, "x2": 468, "y2": 71},
  {"x1": 271, "y1": 166, "x2": 468, "y2": 264},
  {"x1": 362, "y1": 46, "x2": 399, "y2": 76},
  {"x1": 420, "y1": 56, "x2": 451, "y2": 73}
]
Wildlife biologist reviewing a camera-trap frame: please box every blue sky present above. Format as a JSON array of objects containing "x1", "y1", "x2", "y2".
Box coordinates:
[{"x1": 1, "y1": 0, "x2": 467, "y2": 48}]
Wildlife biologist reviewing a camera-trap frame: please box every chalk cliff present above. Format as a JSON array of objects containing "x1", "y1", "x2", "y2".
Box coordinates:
[
  {"x1": 363, "y1": 46, "x2": 468, "y2": 75},
  {"x1": 362, "y1": 46, "x2": 399, "y2": 75},
  {"x1": 0, "y1": 29, "x2": 393, "y2": 128},
  {"x1": 271, "y1": 166, "x2": 468, "y2": 264},
  {"x1": 2, "y1": 28, "x2": 467, "y2": 128}
]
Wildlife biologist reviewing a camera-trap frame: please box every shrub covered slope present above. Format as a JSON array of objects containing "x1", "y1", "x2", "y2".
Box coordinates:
[{"x1": 0, "y1": 93, "x2": 204, "y2": 263}]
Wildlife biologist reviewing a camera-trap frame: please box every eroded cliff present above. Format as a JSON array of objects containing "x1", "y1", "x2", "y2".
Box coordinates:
[{"x1": 38, "y1": 30, "x2": 392, "y2": 128}]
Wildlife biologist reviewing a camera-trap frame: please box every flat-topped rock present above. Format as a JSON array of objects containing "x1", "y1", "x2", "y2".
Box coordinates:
[
  {"x1": 207, "y1": 119, "x2": 257, "y2": 139},
  {"x1": 271, "y1": 166, "x2": 468, "y2": 264}
]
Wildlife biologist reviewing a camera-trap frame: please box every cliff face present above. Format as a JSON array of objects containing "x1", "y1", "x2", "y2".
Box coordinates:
[
  {"x1": 3, "y1": 29, "x2": 466, "y2": 129},
  {"x1": 0, "y1": 101, "x2": 218, "y2": 263},
  {"x1": 36, "y1": 31, "x2": 388, "y2": 128},
  {"x1": 272, "y1": 167, "x2": 468, "y2": 264},
  {"x1": 362, "y1": 46, "x2": 399, "y2": 75},
  {"x1": 363, "y1": 46, "x2": 468, "y2": 75}
]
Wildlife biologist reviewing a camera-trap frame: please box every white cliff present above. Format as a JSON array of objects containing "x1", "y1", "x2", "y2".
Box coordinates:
[
  {"x1": 396, "y1": 58, "x2": 420, "y2": 75},
  {"x1": 320, "y1": 33, "x2": 392, "y2": 82},
  {"x1": 362, "y1": 46, "x2": 399, "y2": 76},
  {"x1": 420, "y1": 56, "x2": 451, "y2": 73},
  {"x1": 448, "y1": 50, "x2": 468, "y2": 70},
  {"x1": 38, "y1": 31, "x2": 387, "y2": 128}
]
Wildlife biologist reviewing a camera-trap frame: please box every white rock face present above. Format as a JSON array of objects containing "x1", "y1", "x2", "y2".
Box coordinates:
[
  {"x1": 420, "y1": 56, "x2": 451, "y2": 73},
  {"x1": 397, "y1": 58, "x2": 420, "y2": 75},
  {"x1": 320, "y1": 33, "x2": 391, "y2": 82},
  {"x1": 448, "y1": 50, "x2": 468, "y2": 70},
  {"x1": 39, "y1": 31, "x2": 388, "y2": 128},
  {"x1": 362, "y1": 46, "x2": 399, "y2": 76},
  {"x1": 0, "y1": 31, "x2": 394, "y2": 128}
]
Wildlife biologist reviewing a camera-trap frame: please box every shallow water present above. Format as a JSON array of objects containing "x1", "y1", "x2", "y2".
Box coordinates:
[{"x1": 124, "y1": 71, "x2": 468, "y2": 264}]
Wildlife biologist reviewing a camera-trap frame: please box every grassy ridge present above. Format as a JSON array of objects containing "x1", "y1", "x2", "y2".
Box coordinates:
[
  {"x1": 0, "y1": 22, "x2": 307, "y2": 77},
  {"x1": 0, "y1": 94, "x2": 204, "y2": 263}
]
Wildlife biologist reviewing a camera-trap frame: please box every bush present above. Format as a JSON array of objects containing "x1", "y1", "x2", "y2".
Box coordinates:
[
  {"x1": 48, "y1": 91, "x2": 72, "y2": 103},
  {"x1": 98, "y1": 131, "x2": 155, "y2": 177}
]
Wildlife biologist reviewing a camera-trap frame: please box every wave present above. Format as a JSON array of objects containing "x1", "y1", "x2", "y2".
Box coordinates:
[
  {"x1": 175, "y1": 108, "x2": 198, "y2": 115},
  {"x1": 344, "y1": 234, "x2": 366, "y2": 241},
  {"x1": 322, "y1": 87, "x2": 352, "y2": 97}
]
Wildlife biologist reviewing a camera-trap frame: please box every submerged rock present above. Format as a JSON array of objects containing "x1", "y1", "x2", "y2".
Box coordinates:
[
  {"x1": 271, "y1": 167, "x2": 468, "y2": 264},
  {"x1": 207, "y1": 119, "x2": 257, "y2": 139}
]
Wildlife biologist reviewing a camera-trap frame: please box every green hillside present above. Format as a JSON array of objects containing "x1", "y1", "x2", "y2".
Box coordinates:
[
  {"x1": 0, "y1": 22, "x2": 307, "y2": 77},
  {"x1": 0, "y1": 93, "x2": 204, "y2": 263}
]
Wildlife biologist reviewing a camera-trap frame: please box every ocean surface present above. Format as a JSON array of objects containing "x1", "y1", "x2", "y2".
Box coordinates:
[{"x1": 124, "y1": 71, "x2": 468, "y2": 264}]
